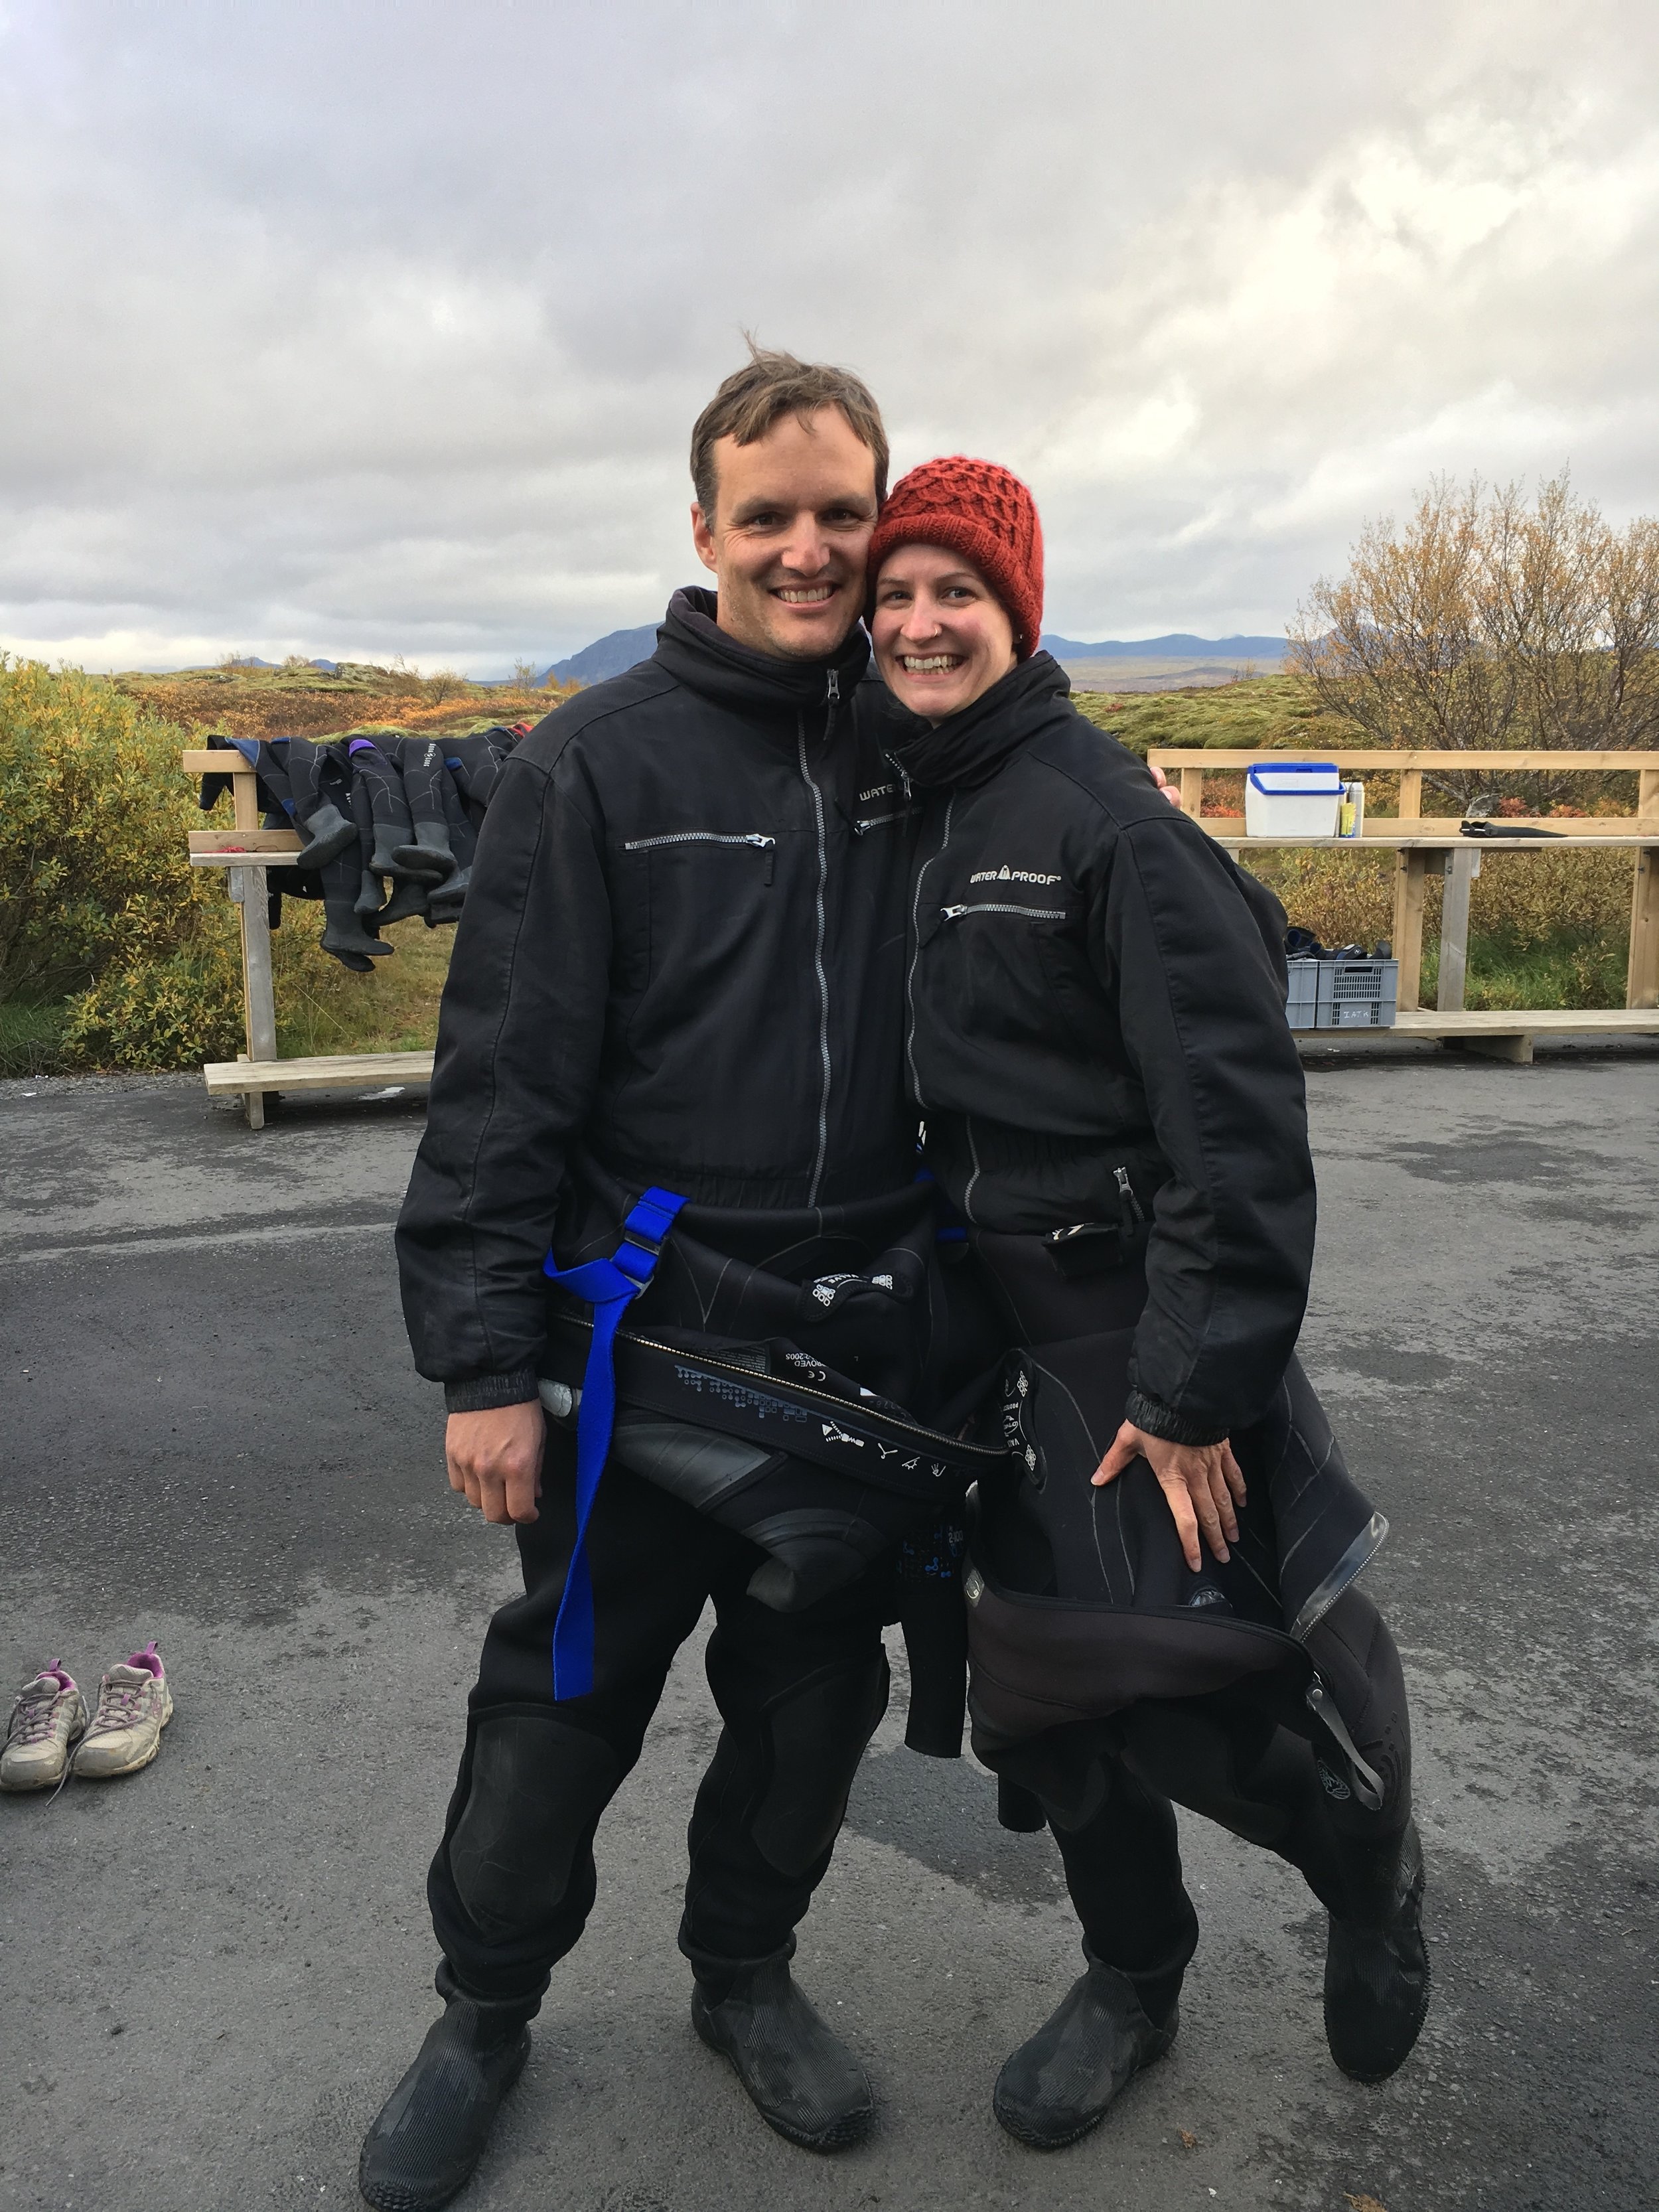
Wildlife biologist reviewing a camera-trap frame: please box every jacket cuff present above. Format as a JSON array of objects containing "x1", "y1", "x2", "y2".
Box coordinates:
[
  {"x1": 444, "y1": 1367, "x2": 541, "y2": 1415},
  {"x1": 1123, "y1": 1386, "x2": 1230, "y2": 1449}
]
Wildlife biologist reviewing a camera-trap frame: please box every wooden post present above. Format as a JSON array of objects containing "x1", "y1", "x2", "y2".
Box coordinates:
[
  {"x1": 1392, "y1": 850, "x2": 1427, "y2": 1011},
  {"x1": 1180, "y1": 766, "x2": 1204, "y2": 816},
  {"x1": 1437, "y1": 847, "x2": 1478, "y2": 1011},
  {"x1": 1396, "y1": 768, "x2": 1423, "y2": 822},
  {"x1": 1630, "y1": 845, "x2": 1659, "y2": 1011},
  {"x1": 227, "y1": 865, "x2": 277, "y2": 1128}
]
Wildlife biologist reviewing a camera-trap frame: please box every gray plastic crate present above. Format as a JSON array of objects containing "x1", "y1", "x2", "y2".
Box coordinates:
[
  {"x1": 1285, "y1": 958, "x2": 1322, "y2": 1030},
  {"x1": 1315, "y1": 958, "x2": 1398, "y2": 1029}
]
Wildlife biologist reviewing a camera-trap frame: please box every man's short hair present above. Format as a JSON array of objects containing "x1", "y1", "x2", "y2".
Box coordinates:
[{"x1": 690, "y1": 345, "x2": 889, "y2": 521}]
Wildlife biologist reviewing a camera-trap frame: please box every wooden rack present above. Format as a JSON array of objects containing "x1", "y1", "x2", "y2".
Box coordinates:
[
  {"x1": 184, "y1": 748, "x2": 435, "y2": 1126},
  {"x1": 1147, "y1": 748, "x2": 1659, "y2": 1063}
]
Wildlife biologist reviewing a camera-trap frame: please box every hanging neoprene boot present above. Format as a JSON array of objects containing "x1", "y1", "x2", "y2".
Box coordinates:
[
  {"x1": 358, "y1": 1960, "x2": 540, "y2": 2212},
  {"x1": 992, "y1": 1941, "x2": 1177, "y2": 2150},
  {"x1": 348, "y1": 737, "x2": 420, "y2": 879},
  {"x1": 318, "y1": 845, "x2": 389, "y2": 969},
  {"x1": 1324, "y1": 1816, "x2": 1429, "y2": 2082},
  {"x1": 424, "y1": 770, "x2": 479, "y2": 925},
  {"x1": 287, "y1": 739, "x2": 360, "y2": 868},
  {"x1": 691, "y1": 1949, "x2": 873, "y2": 2152},
  {"x1": 393, "y1": 739, "x2": 460, "y2": 882}
]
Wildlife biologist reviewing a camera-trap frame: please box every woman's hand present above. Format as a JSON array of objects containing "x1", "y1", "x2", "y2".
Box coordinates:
[
  {"x1": 1092, "y1": 1422, "x2": 1244, "y2": 1572},
  {"x1": 446, "y1": 1402, "x2": 545, "y2": 1524}
]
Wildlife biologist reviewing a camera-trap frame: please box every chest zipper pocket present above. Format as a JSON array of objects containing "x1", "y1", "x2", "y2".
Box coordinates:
[
  {"x1": 854, "y1": 808, "x2": 918, "y2": 836},
  {"x1": 624, "y1": 830, "x2": 776, "y2": 885},
  {"x1": 940, "y1": 901, "x2": 1066, "y2": 922}
]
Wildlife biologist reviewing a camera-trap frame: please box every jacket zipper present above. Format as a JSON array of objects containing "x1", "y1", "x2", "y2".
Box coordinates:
[
  {"x1": 906, "y1": 796, "x2": 956, "y2": 1109},
  {"x1": 797, "y1": 669, "x2": 838, "y2": 1205},
  {"x1": 1114, "y1": 1165, "x2": 1146, "y2": 1224},
  {"x1": 624, "y1": 829, "x2": 776, "y2": 885},
  {"x1": 853, "y1": 808, "x2": 915, "y2": 835},
  {"x1": 940, "y1": 901, "x2": 1066, "y2": 921}
]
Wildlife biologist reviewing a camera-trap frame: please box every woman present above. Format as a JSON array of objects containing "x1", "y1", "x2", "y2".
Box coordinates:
[{"x1": 864, "y1": 458, "x2": 1427, "y2": 2148}]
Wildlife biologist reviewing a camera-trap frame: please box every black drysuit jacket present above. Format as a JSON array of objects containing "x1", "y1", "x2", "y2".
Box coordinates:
[
  {"x1": 396, "y1": 589, "x2": 922, "y2": 1408},
  {"x1": 885, "y1": 652, "x2": 1316, "y2": 1446}
]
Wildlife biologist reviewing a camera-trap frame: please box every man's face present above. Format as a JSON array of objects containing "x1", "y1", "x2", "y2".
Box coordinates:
[{"x1": 691, "y1": 407, "x2": 878, "y2": 661}]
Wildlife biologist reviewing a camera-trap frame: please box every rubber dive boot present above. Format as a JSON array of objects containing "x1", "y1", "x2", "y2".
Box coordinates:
[
  {"x1": 1324, "y1": 1816, "x2": 1429, "y2": 2082},
  {"x1": 348, "y1": 738, "x2": 420, "y2": 879},
  {"x1": 358, "y1": 1963, "x2": 537, "y2": 2212},
  {"x1": 377, "y1": 873, "x2": 434, "y2": 927},
  {"x1": 287, "y1": 740, "x2": 360, "y2": 869},
  {"x1": 318, "y1": 848, "x2": 390, "y2": 968},
  {"x1": 992, "y1": 1943, "x2": 1177, "y2": 2150},
  {"x1": 691, "y1": 1951, "x2": 873, "y2": 2152},
  {"x1": 393, "y1": 739, "x2": 459, "y2": 881}
]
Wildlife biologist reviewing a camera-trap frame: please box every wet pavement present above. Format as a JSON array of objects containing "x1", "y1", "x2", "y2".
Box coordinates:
[{"x1": 2, "y1": 1053, "x2": 1656, "y2": 2212}]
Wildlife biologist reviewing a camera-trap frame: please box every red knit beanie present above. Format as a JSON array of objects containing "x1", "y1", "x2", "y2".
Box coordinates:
[{"x1": 866, "y1": 456, "x2": 1045, "y2": 659}]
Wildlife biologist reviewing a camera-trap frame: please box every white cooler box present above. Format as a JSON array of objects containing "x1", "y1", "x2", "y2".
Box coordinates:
[{"x1": 1246, "y1": 761, "x2": 1342, "y2": 838}]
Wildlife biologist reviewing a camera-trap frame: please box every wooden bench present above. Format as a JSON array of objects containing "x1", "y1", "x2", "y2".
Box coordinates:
[
  {"x1": 1148, "y1": 747, "x2": 1659, "y2": 1063},
  {"x1": 184, "y1": 749, "x2": 436, "y2": 1126}
]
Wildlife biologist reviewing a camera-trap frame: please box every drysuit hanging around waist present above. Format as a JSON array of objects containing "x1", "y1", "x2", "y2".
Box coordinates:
[
  {"x1": 535, "y1": 1157, "x2": 1007, "y2": 1737},
  {"x1": 959, "y1": 1226, "x2": 1392, "y2": 1806}
]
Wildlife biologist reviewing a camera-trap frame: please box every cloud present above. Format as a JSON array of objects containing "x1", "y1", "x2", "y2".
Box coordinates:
[{"x1": 2, "y1": 0, "x2": 1657, "y2": 668}]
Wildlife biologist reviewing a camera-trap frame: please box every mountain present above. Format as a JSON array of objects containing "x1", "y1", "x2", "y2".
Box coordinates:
[
  {"x1": 547, "y1": 625, "x2": 660, "y2": 685},
  {"x1": 543, "y1": 625, "x2": 1288, "y2": 688},
  {"x1": 1039, "y1": 632, "x2": 1287, "y2": 660}
]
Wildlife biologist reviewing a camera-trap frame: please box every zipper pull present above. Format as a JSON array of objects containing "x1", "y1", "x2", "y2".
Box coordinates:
[
  {"x1": 942, "y1": 904, "x2": 966, "y2": 920},
  {"x1": 826, "y1": 668, "x2": 840, "y2": 703},
  {"x1": 1114, "y1": 1166, "x2": 1146, "y2": 1226}
]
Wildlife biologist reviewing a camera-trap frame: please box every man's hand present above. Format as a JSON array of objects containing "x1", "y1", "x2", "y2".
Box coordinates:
[
  {"x1": 1092, "y1": 1422, "x2": 1245, "y2": 1572},
  {"x1": 1148, "y1": 764, "x2": 1183, "y2": 809},
  {"x1": 446, "y1": 1402, "x2": 545, "y2": 1525}
]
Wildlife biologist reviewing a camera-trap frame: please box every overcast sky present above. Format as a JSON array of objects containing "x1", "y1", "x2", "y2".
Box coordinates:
[{"x1": 3, "y1": 0, "x2": 1658, "y2": 673}]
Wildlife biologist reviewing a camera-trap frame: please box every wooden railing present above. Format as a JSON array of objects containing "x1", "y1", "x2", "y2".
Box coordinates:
[{"x1": 1146, "y1": 747, "x2": 1659, "y2": 1057}]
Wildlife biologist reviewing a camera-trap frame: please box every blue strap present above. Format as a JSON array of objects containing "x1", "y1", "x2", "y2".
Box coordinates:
[{"x1": 540, "y1": 1186, "x2": 688, "y2": 1699}]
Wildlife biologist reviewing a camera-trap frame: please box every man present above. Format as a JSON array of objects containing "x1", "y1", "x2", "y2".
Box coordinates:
[{"x1": 361, "y1": 351, "x2": 936, "y2": 2212}]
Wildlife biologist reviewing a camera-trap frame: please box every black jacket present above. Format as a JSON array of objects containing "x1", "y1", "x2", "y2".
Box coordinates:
[
  {"x1": 886, "y1": 653, "x2": 1315, "y2": 1445},
  {"x1": 396, "y1": 590, "x2": 922, "y2": 1406}
]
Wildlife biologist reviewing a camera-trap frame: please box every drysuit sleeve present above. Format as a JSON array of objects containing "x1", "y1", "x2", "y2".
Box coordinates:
[
  {"x1": 396, "y1": 745, "x2": 611, "y2": 1408},
  {"x1": 1094, "y1": 818, "x2": 1315, "y2": 1443}
]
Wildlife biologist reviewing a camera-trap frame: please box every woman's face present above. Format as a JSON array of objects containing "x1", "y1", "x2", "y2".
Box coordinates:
[{"x1": 871, "y1": 543, "x2": 1019, "y2": 721}]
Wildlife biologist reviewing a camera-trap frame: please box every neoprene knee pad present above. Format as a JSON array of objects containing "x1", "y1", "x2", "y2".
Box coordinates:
[
  {"x1": 746, "y1": 1653, "x2": 890, "y2": 1879},
  {"x1": 447, "y1": 1711, "x2": 620, "y2": 1943}
]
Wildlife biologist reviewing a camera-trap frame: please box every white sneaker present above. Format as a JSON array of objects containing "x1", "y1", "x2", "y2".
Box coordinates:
[
  {"x1": 71, "y1": 1643, "x2": 173, "y2": 1780},
  {"x1": 1, "y1": 1664, "x2": 88, "y2": 1792}
]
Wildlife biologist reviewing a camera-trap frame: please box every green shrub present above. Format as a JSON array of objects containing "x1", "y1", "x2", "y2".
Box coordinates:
[
  {"x1": 0, "y1": 657, "x2": 246, "y2": 1067},
  {"x1": 1, "y1": 654, "x2": 218, "y2": 968},
  {"x1": 0, "y1": 997, "x2": 70, "y2": 1078},
  {"x1": 60, "y1": 933, "x2": 246, "y2": 1069}
]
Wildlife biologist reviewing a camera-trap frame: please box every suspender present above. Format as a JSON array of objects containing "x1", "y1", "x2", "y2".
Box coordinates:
[{"x1": 540, "y1": 1186, "x2": 689, "y2": 1699}]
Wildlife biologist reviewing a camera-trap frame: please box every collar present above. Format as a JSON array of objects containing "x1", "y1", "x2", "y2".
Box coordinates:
[
  {"x1": 652, "y1": 586, "x2": 873, "y2": 727},
  {"x1": 881, "y1": 651, "x2": 1073, "y2": 790}
]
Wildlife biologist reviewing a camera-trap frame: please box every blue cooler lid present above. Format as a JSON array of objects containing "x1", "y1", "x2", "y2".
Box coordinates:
[{"x1": 1248, "y1": 761, "x2": 1343, "y2": 794}]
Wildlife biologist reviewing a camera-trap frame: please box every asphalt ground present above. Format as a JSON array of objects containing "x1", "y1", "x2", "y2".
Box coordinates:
[{"x1": 3, "y1": 1052, "x2": 1656, "y2": 2212}]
